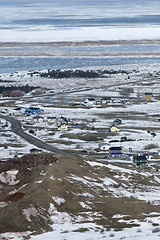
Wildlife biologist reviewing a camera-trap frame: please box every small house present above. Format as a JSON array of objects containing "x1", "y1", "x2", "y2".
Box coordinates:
[
  {"x1": 30, "y1": 148, "x2": 43, "y2": 154},
  {"x1": 113, "y1": 119, "x2": 122, "y2": 126},
  {"x1": 10, "y1": 90, "x2": 25, "y2": 97},
  {"x1": 133, "y1": 155, "x2": 147, "y2": 168},
  {"x1": 47, "y1": 116, "x2": 56, "y2": 125},
  {"x1": 112, "y1": 99, "x2": 121, "y2": 104},
  {"x1": 32, "y1": 116, "x2": 44, "y2": 123},
  {"x1": 84, "y1": 98, "x2": 96, "y2": 106},
  {"x1": 9, "y1": 107, "x2": 22, "y2": 115},
  {"x1": 114, "y1": 118, "x2": 122, "y2": 126},
  {"x1": 15, "y1": 152, "x2": 24, "y2": 158},
  {"x1": 145, "y1": 92, "x2": 152, "y2": 101},
  {"x1": 57, "y1": 116, "x2": 68, "y2": 126},
  {"x1": 1, "y1": 109, "x2": 8, "y2": 114},
  {"x1": 100, "y1": 97, "x2": 112, "y2": 104},
  {"x1": 25, "y1": 107, "x2": 41, "y2": 116},
  {"x1": 14, "y1": 107, "x2": 22, "y2": 111},
  {"x1": 32, "y1": 88, "x2": 46, "y2": 95},
  {"x1": 58, "y1": 124, "x2": 68, "y2": 131},
  {"x1": 110, "y1": 125, "x2": 120, "y2": 132},
  {"x1": 109, "y1": 146, "x2": 123, "y2": 158},
  {"x1": 98, "y1": 143, "x2": 110, "y2": 151}
]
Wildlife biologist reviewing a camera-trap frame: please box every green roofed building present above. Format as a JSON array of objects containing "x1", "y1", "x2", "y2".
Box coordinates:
[{"x1": 133, "y1": 155, "x2": 147, "y2": 168}]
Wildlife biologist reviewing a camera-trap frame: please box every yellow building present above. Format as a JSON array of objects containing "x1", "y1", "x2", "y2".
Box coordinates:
[
  {"x1": 110, "y1": 126, "x2": 120, "y2": 132},
  {"x1": 145, "y1": 92, "x2": 152, "y2": 100},
  {"x1": 32, "y1": 88, "x2": 46, "y2": 95},
  {"x1": 58, "y1": 124, "x2": 68, "y2": 131}
]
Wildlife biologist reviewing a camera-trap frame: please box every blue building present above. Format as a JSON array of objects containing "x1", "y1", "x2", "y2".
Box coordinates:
[
  {"x1": 109, "y1": 147, "x2": 123, "y2": 158},
  {"x1": 25, "y1": 107, "x2": 41, "y2": 116}
]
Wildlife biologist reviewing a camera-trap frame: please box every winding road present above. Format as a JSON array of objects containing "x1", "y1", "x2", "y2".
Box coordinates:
[{"x1": 0, "y1": 114, "x2": 72, "y2": 156}]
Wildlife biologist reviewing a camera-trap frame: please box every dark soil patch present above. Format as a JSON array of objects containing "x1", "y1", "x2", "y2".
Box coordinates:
[
  {"x1": 4, "y1": 192, "x2": 25, "y2": 202},
  {"x1": 60, "y1": 132, "x2": 107, "y2": 141},
  {"x1": 0, "y1": 153, "x2": 57, "y2": 174}
]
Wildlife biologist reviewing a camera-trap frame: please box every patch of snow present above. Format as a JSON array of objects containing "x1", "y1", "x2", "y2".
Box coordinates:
[
  {"x1": 86, "y1": 161, "x2": 106, "y2": 168},
  {"x1": 112, "y1": 214, "x2": 130, "y2": 219},
  {"x1": 34, "y1": 180, "x2": 43, "y2": 184},
  {"x1": 99, "y1": 176, "x2": 117, "y2": 186},
  {"x1": 79, "y1": 202, "x2": 92, "y2": 210},
  {"x1": 0, "y1": 170, "x2": 19, "y2": 185},
  {"x1": 52, "y1": 197, "x2": 66, "y2": 205},
  {"x1": 22, "y1": 207, "x2": 39, "y2": 222},
  {"x1": 48, "y1": 203, "x2": 72, "y2": 224},
  {"x1": 50, "y1": 175, "x2": 55, "y2": 180}
]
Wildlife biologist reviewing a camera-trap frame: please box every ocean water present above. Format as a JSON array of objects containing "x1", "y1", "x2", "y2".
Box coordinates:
[
  {"x1": 1, "y1": 44, "x2": 160, "y2": 52},
  {"x1": 0, "y1": 56, "x2": 160, "y2": 74},
  {"x1": 0, "y1": 0, "x2": 160, "y2": 73}
]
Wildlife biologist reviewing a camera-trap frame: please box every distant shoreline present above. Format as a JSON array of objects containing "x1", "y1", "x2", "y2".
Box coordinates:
[
  {"x1": 0, "y1": 39, "x2": 160, "y2": 47},
  {"x1": 0, "y1": 40, "x2": 160, "y2": 57}
]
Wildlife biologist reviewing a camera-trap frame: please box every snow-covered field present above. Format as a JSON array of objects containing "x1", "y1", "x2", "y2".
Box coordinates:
[
  {"x1": 0, "y1": 62, "x2": 160, "y2": 158},
  {"x1": 2, "y1": 219, "x2": 160, "y2": 240}
]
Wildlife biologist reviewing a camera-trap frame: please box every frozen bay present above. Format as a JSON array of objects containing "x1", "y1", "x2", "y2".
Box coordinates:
[{"x1": 0, "y1": 0, "x2": 160, "y2": 42}]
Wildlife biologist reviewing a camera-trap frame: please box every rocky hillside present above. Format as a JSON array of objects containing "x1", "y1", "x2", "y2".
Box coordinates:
[{"x1": 0, "y1": 153, "x2": 160, "y2": 239}]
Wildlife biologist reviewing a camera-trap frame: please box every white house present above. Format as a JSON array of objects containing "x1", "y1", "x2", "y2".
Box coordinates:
[
  {"x1": 84, "y1": 98, "x2": 96, "y2": 106},
  {"x1": 32, "y1": 116, "x2": 44, "y2": 123},
  {"x1": 9, "y1": 108, "x2": 22, "y2": 115},
  {"x1": 47, "y1": 116, "x2": 57, "y2": 125}
]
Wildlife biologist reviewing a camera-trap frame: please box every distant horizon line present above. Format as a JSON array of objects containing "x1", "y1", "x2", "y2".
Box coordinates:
[{"x1": 0, "y1": 39, "x2": 160, "y2": 46}]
